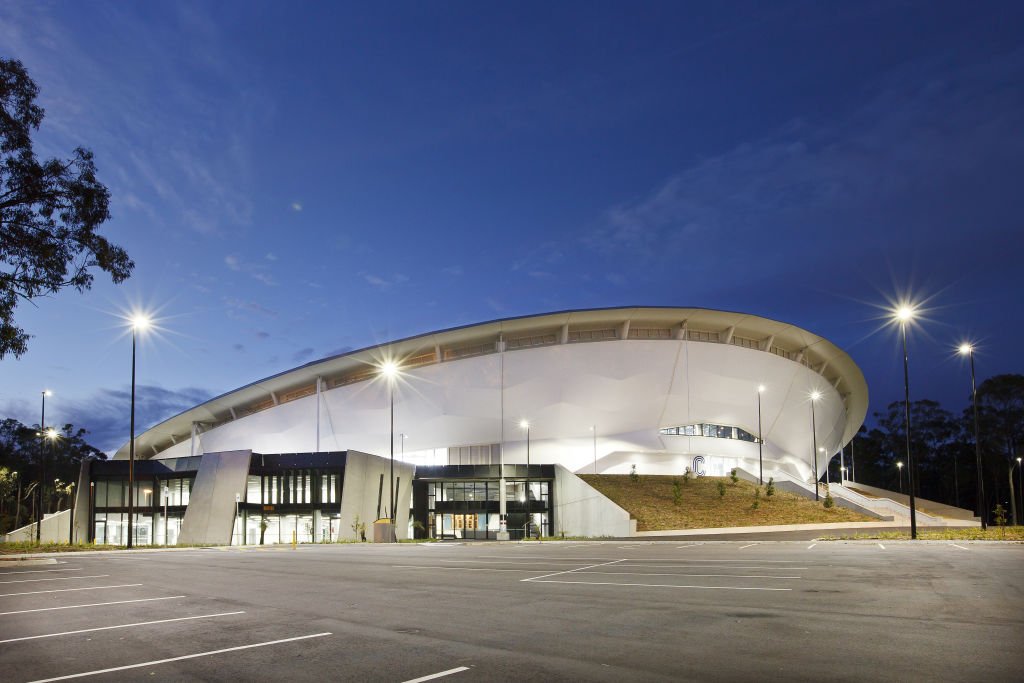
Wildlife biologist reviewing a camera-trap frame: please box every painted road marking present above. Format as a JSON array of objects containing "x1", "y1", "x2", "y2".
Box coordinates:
[
  {"x1": 807, "y1": 544, "x2": 816, "y2": 550},
  {"x1": 878, "y1": 544, "x2": 885, "y2": 550},
  {"x1": 0, "y1": 568, "x2": 82, "y2": 576},
  {"x1": 523, "y1": 559, "x2": 626, "y2": 582},
  {"x1": 0, "y1": 575, "x2": 109, "y2": 585},
  {"x1": 738, "y1": 544, "x2": 758, "y2": 550},
  {"x1": 0, "y1": 595, "x2": 185, "y2": 616},
  {"x1": 0, "y1": 611, "x2": 245, "y2": 644},
  {"x1": 26, "y1": 632, "x2": 333, "y2": 682},
  {"x1": 0, "y1": 583, "x2": 142, "y2": 598},
  {"x1": 478, "y1": 556, "x2": 805, "y2": 563},
  {"x1": 676, "y1": 545, "x2": 700, "y2": 549},
  {"x1": 576, "y1": 571, "x2": 801, "y2": 579},
  {"x1": 393, "y1": 566, "x2": 538, "y2": 572},
  {"x1": 401, "y1": 666, "x2": 471, "y2": 683},
  {"x1": 614, "y1": 564, "x2": 810, "y2": 570},
  {"x1": 526, "y1": 579, "x2": 791, "y2": 591},
  {"x1": 950, "y1": 543, "x2": 969, "y2": 550}
]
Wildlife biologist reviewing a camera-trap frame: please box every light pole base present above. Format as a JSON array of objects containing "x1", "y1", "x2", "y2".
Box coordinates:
[{"x1": 496, "y1": 531, "x2": 510, "y2": 541}]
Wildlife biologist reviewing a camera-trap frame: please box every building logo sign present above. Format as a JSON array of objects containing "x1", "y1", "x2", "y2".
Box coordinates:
[{"x1": 692, "y1": 455, "x2": 706, "y2": 477}]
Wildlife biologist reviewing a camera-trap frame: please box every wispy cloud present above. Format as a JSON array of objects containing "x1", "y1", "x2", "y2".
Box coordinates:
[
  {"x1": 291, "y1": 202, "x2": 303, "y2": 212},
  {"x1": 224, "y1": 297, "x2": 278, "y2": 318},
  {"x1": 441, "y1": 265, "x2": 464, "y2": 276},
  {"x1": 363, "y1": 273, "x2": 409, "y2": 290},
  {"x1": 224, "y1": 254, "x2": 277, "y2": 286},
  {"x1": 292, "y1": 347, "x2": 315, "y2": 363},
  {"x1": 7, "y1": 384, "x2": 216, "y2": 453}
]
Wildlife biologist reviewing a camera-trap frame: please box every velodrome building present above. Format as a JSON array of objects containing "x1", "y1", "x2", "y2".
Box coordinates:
[{"x1": 73, "y1": 307, "x2": 868, "y2": 545}]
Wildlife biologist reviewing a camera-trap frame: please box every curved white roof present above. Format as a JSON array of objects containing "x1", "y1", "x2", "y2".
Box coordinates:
[{"x1": 117, "y1": 306, "x2": 868, "y2": 460}]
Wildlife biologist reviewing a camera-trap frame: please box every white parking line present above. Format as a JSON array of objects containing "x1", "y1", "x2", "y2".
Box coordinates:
[
  {"x1": 393, "y1": 565, "x2": 537, "y2": 572},
  {"x1": 523, "y1": 559, "x2": 626, "y2": 582},
  {"x1": 0, "y1": 611, "x2": 245, "y2": 644},
  {"x1": 950, "y1": 543, "x2": 969, "y2": 550},
  {"x1": 807, "y1": 544, "x2": 816, "y2": 550},
  {"x1": 676, "y1": 544, "x2": 700, "y2": 549},
  {"x1": 527, "y1": 579, "x2": 791, "y2": 591},
  {"x1": 738, "y1": 544, "x2": 758, "y2": 550},
  {"x1": 0, "y1": 568, "x2": 82, "y2": 576},
  {"x1": 878, "y1": 543, "x2": 885, "y2": 550},
  {"x1": 26, "y1": 632, "x2": 332, "y2": 682},
  {"x1": 0, "y1": 575, "x2": 109, "y2": 585},
  {"x1": 0, "y1": 583, "x2": 142, "y2": 598},
  {"x1": 401, "y1": 666, "x2": 471, "y2": 683},
  {"x1": 577, "y1": 571, "x2": 801, "y2": 579},
  {"x1": 0, "y1": 595, "x2": 185, "y2": 616},
  {"x1": 613, "y1": 564, "x2": 810, "y2": 570}
]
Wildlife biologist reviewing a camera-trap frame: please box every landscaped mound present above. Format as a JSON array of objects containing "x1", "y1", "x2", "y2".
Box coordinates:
[{"x1": 579, "y1": 474, "x2": 873, "y2": 531}]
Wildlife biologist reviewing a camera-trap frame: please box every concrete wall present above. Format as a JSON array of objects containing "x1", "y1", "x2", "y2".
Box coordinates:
[
  {"x1": 2, "y1": 509, "x2": 71, "y2": 543},
  {"x1": 338, "y1": 451, "x2": 415, "y2": 541},
  {"x1": 72, "y1": 459, "x2": 92, "y2": 544},
  {"x1": 842, "y1": 482, "x2": 979, "y2": 521},
  {"x1": 552, "y1": 465, "x2": 634, "y2": 537},
  {"x1": 178, "y1": 450, "x2": 252, "y2": 545}
]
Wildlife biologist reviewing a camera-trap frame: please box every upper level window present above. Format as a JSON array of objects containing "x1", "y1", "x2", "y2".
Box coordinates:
[{"x1": 660, "y1": 423, "x2": 761, "y2": 444}]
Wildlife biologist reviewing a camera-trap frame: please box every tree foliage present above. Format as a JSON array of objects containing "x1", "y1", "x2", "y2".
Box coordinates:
[
  {"x1": 0, "y1": 417, "x2": 106, "y2": 533},
  {"x1": 0, "y1": 58, "x2": 133, "y2": 359}
]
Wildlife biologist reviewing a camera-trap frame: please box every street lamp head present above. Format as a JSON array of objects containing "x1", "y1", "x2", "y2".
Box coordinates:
[
  {"x1": 810, "y1": 390, "x2": 821, "y2": 401},
  {"x1": 132, "y1": 314, "x2": 151, "y2": 331},
  {"x1": 42, "y1": 389, "x2": 52, "y2": 397},
  {"x1": 519, "y1": 419, "x2": 530, "y2": 430},
  {"x1": 897, "y1": 461, "x2": 903, "y2": 469},
  {"x1": 380, "y1": 360, "x2": 399, "y2": 378},
  {"x1": 757, "y1": 384, "x2": 766, "y2": 393},
  {"x1": 958, "y1": 343, "x2": 973, "y2": 356},
  {"x1": 818, "y1": 447, "x2": 825, "y2": 453},
  {"x1": 44, "y1": 428, "x2": 58, "y2": 440},
  {"x1": 895, "y1": 304, "x2": 915, "y2": 322}
]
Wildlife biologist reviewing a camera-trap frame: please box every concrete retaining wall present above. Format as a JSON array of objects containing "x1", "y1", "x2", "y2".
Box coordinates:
[{"x1": 553, "y1": 465, "x2": 635, "y2": 537}]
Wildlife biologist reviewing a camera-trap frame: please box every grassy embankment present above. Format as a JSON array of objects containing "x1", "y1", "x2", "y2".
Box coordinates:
[
  {"x1": 821, "y1": 527, "x2": 1024, "y2": 541},
  {"x1": 579, "y1": 474, "x2": 873, "y2": 531}
]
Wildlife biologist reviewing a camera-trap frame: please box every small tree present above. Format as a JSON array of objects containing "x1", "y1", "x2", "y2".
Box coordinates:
[
  {"x1": 682, "y1": 467, "x2": 692, "y2": 485},
  {"x1": 823, "y1": 491, "x2": 835, "y2": 509},
  {"x1": 351, "y1": 514, "x2": 367, "y2": 541},
  {"x1": 717, "y1": 481, "x2": 727, "y2": 499},
  {"x1": 751, "y1": 488, "x2": 761, "y2": 510},
  {"x1": 672, "y1": 478, "x2": 682, "y2": 506},
  {"x1": 993, "y1": 503, "x2": 1007, "y2": 539},
  {"x1": 729, "y1": 468, "x2": 739, "y2": 485},
  {"x1": 765, "y1": 477, "x2": 776, "y2": 497},
  {"x1": 629, "y1": 464, "x2": 640, "y2": 483}
]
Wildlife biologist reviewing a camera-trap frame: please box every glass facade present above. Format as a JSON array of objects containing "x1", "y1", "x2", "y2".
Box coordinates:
[
  {"x1": 422, "y1": 477, "x2": 551, "y2": 540},
  {"x1": 91, "y1": 475, "x2": 194, "y2": 546},
  {"x1": 660, "y1": 423, "x2": 761, "y2": 443}
]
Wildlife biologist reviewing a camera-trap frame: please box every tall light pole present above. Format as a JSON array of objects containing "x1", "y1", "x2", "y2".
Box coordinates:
[
  {"x1": 810, "y1": 391, "x2": 820, "y2": 501},
  {"x1": 36, "y1": 389, "x2": 51, "y2": 543},
  {"x1": 896, "y1": 305, "x2": 918, "y2": 539},
  {"x1": 163, "y1": 484, "x2": 169, "y2": 545},
  {"x1": 590, "y1": 425, "x2": 597, "y2": 474},
  {"x1": 1017, "y1": 457, "x2": 1022, "y2": 526},
  {"x1": 897, "y1": 461, "x2": 904, "y2": 493},
  {"x1": 959, "y1": 343, "x2": 986, "y2": 529},
  {"x1": 380, "y1": 360, "x2": 399, "y2": 540},
  {"x1": 757, "y1": 385, "x2": 765, "y2": 485},
  {"x1": 127, "y1": 315, "x2": 150, "y2": 549},
  {"x1": 520, "y1": 420, "x2": 531, "y2": 539}
]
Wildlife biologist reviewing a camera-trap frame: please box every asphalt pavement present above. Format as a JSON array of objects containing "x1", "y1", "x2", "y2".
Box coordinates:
[{"x1": 0, "y1": 540, "x2": 1021, "y2": 682}]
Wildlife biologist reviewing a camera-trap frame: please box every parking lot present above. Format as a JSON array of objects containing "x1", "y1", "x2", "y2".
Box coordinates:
[{"x1": 0, "y1": 540, "x2": 1021, "y2": 681}]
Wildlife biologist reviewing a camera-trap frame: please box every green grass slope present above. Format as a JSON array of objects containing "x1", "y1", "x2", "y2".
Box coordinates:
[{"x1": 579, "y1": 474, "x2": 874, "y2": 531}]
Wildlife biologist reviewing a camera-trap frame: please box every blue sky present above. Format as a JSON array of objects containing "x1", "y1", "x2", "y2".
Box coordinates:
[{"x1": 2, "y1": 1, "x2": 1022, "y2": 452}]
